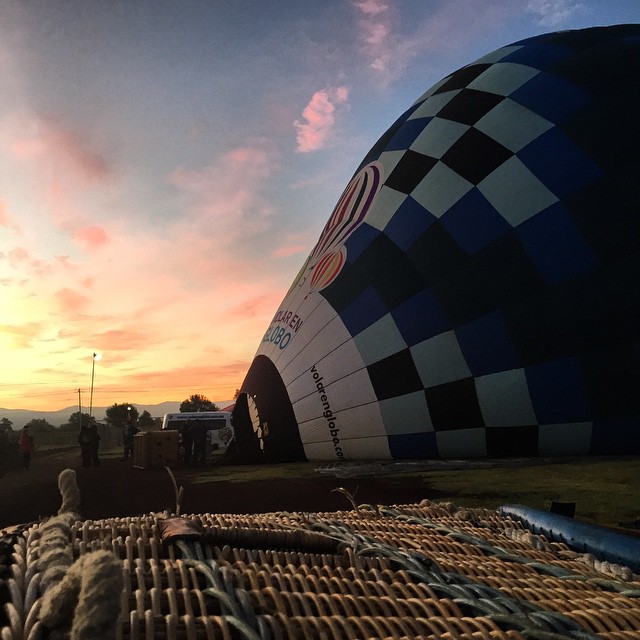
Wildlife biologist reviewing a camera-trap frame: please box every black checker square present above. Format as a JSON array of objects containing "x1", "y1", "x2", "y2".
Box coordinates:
[
  {"x1": 358, "y1": 102, "x2": 423, "y2": 168},
  {"x1": 566, "y1": 174, "x2": 640, "y2": 264},
  {"x1": 486, "y1": 426, "x2": 539, "y2": 457},
  {"x1": 441, "y1": 127, "x2": 513, "y2": 185},
  {"x1": 368, "y1": 349, "x2": 424, "y2": 401},
  {"x1": 372, "y1": 252, "x2": 426, "y2": 310},
  {"x1": 580, "y1": 343, "x2": 640, "y2": 421},
  {"x1": 321, "y1": 257, "x2": 371, "y2": 314},
  {"x1": 425, "y1": 378, "x2": 485, "y2": 430},
  {"x1": 543, "y1": 25, "x2": 640, "y2": 89},
  {"x1": 407, "y1": 222, "x2": 470, "y2": 287},
  {"x1": 385, "y1": 150, "x2": 438, "y2": 194},
  {"x1": 433, "y1": 64, "x2": 492, "y2": 95},
  {"x1": 431, "y1": 231, "x2": 545, "y2": 326},
  {"x1": 436, "y1": 89, "x2": 506, "y2": 125}
]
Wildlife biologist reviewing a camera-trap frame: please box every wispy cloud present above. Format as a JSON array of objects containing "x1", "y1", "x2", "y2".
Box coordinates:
[
  {"x1": 0, "y1": 201, "x2": 10, "y2": 227},
  {"x1": 294, "y1": 87, "x2": 350, "y2": 153},
  {"x1": 73, "y1": 225, "x2": 109, "y2": 249},
  {"x1": 11, "y1": 116, "x2": 111, "y2": 183},
  {"x1": 169, "y1": 140, "x2": 278, "y2": 243},
  {"x1": 352, "y1": 0, "x2": 393, "y2": 73},
  {"x1": 352, "y1": 0, "x2": 518, "y2": 86},
  {"x1": 527, "y1": 0, "x2": 588, "y2": 26},
  {"x1": 54, "y1": 287, "x2": 90, "y2": 314}
]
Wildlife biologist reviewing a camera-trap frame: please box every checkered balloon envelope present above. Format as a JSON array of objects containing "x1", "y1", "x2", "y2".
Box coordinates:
[{"x1": 234, "y1": 25, "x2": 640, "y2": 463}]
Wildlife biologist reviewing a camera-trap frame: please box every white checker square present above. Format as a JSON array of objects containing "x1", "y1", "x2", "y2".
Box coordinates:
[
  {"x1": 475, "y1": 368, "x2": 537, "y2": 427},
  {"x1": 475, "y1": 98, "x2": 554, "y2": 153},
  {"x1": 411, "y1": 330, "x2": 471, "y2": 388},
  {"x1": 303, "y1": 435, "x2": 391, "y2": 461},
  {"x1": 411, "y1": 77, "x2": 453, "y2": 106},
  {"x1": 364, "y1": 185, "x2": 407, "y2": 231},
  {"x1": 354, "y1": 313, "x2": 407, "y2": 366},
  {"x1": 409, "y1": 90, "x2": 461, "y2": 119},
  {"x1": 410, "y1": 118, "x2": 470, "y2": 159},
  {"x1": 538, "y1": 422, "x2": 592, "y2": 456},
  {"x1": 281, "y1": 314, "x2": 351, "y2": 386},
  {"x1": 468, "y1": 62, "x2": 539, "y2": 96},
  {"x1": 478, "y1": 156, "x2": 558, "y2": 226},
  {"x1": 436, "y1": 428, "x2": 487, "y2": 458},
  {"x1": 294, "y1": 400, "x2": 386, "y2": 443},
  {"x1": 379, "y1": 391, "x2": 433, "y2": 435},
  {"x1": 411, "y1": 161, "x2": 473, "y2": 218},
  {"x1": 377, "y1": 150, "x2": 406, "y2": 179}
]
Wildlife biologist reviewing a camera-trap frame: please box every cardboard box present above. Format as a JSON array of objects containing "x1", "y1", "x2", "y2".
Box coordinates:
[{"x1": 133, "y1": 430, "x2": 179, "y2": 469}]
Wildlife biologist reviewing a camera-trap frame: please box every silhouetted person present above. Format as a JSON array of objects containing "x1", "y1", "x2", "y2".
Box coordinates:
[
  {"x1": 79, "y1": 424, "x2": 100, "y2": 467},
  {"x1": 19, "y1": 426, "x2": 34, "y2": 470},
  {"x1": 123, "y1": 421, "x2": 140, "y2": 460},
  {"x1": 192, "y1": 422, "x2": 208, "y2": 466},
  {"x1": 181, "y1": 421, "x2": 194, "y2": 466}
]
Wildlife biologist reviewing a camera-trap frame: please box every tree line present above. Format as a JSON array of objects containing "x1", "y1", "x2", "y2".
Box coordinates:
[
  {"x1": 0, "y1": 393, "x2": 221, "y2": 435},
  {"x1": 0, "y1": 394, "x2": 222, "y2": 475}
]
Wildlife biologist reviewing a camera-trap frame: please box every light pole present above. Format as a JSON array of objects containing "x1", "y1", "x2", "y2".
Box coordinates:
[{"x1": 89, "y1": 352, "x2": 102, "y2": 417}]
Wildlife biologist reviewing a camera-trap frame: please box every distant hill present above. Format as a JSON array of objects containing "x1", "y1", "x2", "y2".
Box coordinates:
[{"x1": 0, "y1": 401, "x2": 228, "y2": 429}]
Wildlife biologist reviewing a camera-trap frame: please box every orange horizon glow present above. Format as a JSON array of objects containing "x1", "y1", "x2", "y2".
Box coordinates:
[
  {"x1": 3, "y1": 1, "x2": 632, "y2": 413},
  {"x1": 0, "y1": 356, "x2": 251, "y2": 412}
]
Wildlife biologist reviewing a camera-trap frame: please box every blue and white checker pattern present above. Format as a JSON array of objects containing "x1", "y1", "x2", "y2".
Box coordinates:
[{"x1": 321, "y1": 25, "x2": 640, "y2": 459}]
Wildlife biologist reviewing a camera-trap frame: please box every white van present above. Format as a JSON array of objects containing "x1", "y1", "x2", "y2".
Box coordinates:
[{"x1": 161, "y1": 411, "x2": 234, "y2": 453}]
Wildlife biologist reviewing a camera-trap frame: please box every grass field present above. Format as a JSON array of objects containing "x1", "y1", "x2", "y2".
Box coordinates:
[
  {"x1": 10, "y1": 446, "x2": 637, "y2": 532},
  {"x1": 188, "y1": 455, "x2": 640, "y2": 530}
]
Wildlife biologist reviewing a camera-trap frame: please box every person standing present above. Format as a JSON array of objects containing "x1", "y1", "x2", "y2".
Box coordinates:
[
  {"x1": 123, "y1": 420, "x2": 140, "y2": 460},
  {"x1": 79, "y1": 424, "x2": 101, "y2": 467},
  {"x1": 87, "y1": 424, "x2": 101, "y2": 467},
  {"x1": 79, "y1": 424, "x2": 92, "y2": 467},
  {"x1": 19, "y1": 426, "x2": 34, "y2": 470},
  {"x1": 181, "y1": 421, "x2": 194, "y2": 466}
]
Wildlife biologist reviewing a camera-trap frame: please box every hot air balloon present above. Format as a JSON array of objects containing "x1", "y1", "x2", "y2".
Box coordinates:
[{"x1": 233, "y1": 24, "x2": 640, "y2": 463}]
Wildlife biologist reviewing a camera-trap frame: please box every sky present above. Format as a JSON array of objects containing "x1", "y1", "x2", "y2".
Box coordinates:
[{"x1": 1, "y1": 0, "x2": 638, "y2": 412}]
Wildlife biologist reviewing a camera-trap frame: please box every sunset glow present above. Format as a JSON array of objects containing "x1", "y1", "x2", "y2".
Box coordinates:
[{"x1": 1, "y1": 1, "x2": 637, "y2": 412}]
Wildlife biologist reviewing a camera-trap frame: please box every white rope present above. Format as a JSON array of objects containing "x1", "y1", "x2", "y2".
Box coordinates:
[
  {"x1": 580, "y1": 553, "x2": 635, "y2": 581},
  {"x1": 24, "y1": 470, "x2": 125, "y2": 640},
  {"x1": 39, "y1": 550, "x2": 123, "y2": 640},
  {"x1": 57, "y1": 469, "x2": 81, "y2": 517},
  {"x1": 33, "y1": 513, "x2": 76, "y2": 593}
]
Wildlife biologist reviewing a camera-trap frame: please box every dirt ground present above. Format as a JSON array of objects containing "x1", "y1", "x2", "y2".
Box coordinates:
[{"x1": 0, "y1": 448, "x2": 434, "y2": 528}]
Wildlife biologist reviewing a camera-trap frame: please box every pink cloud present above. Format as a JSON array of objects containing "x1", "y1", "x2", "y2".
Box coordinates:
[
  {"x1": 527, "y1": 0, "x2": 588, "y2": 26},
  {"x1": 8, "y1": 247, "x2": 30, "y2": 265},
  {"x1": 73, "y1": 225, "x2": 109, "y2": 249},
  {"x1": 55, "y1": 287, "x2": 90, "y2": 313},
  {"x1": 168, "y1": 141, "x2": 279, "y2": 252},
  {"x1": 272, "y1": 244, "x2": 308, "y2": 258},
  {"x1": 352, "y1": 0, "x2": 516, "y2": 84},
  {"x1": 0, "y1": 201, "x2": 9, "y2": 226},
  {"x1": 94, "y1": 328, "x2": 151, "y2": 351},
  {"x1": 11, "y1": 118, "x2": 110, "y2": 183},
  {"x1": 227, "y1": 293, "x2": 285, "y2": 318},
  {"x1": 353, "y1": 0, "x2": 388, "y2": 15},
  {"x1": 0, "y1": 322, "x2": 46, "y2": 348},
  {"x1": 294, "y1": 86, "x2": 350, "y2": 153},
  {"x1": 272, "y1": 232, "x2": 313, "y2": 258}
]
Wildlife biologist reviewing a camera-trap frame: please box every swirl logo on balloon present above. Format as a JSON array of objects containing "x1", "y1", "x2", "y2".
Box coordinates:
[{"x1": 301, "y1": 161, "x2": 383, "y2": 295}]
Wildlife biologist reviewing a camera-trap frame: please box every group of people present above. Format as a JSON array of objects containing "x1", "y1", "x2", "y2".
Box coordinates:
[
  {"x1": 179, "y1": 420, "x2": 209, "y2": 466},
  {"x1": 14, "y1": 420, "x2": 141, "y2": 472}
]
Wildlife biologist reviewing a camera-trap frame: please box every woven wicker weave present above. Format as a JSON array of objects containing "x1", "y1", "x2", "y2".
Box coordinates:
[{"x1": 2, "y1": 499, "x2": 639, "y2": 639}]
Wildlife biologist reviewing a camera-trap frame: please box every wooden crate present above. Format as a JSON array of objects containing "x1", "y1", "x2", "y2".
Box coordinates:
[{"x1": 133, "y1": 430, "x2": 179, "y2": 469}]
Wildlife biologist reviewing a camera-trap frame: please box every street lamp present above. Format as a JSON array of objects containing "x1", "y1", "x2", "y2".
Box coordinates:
[{"x1": 89, "y1": 352, "x2": 102, "y2": 417}]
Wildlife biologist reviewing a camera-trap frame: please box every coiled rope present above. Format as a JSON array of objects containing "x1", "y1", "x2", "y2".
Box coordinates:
[{"x1": 32, "y1": 469, "x2": 123, "y2": 640}]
